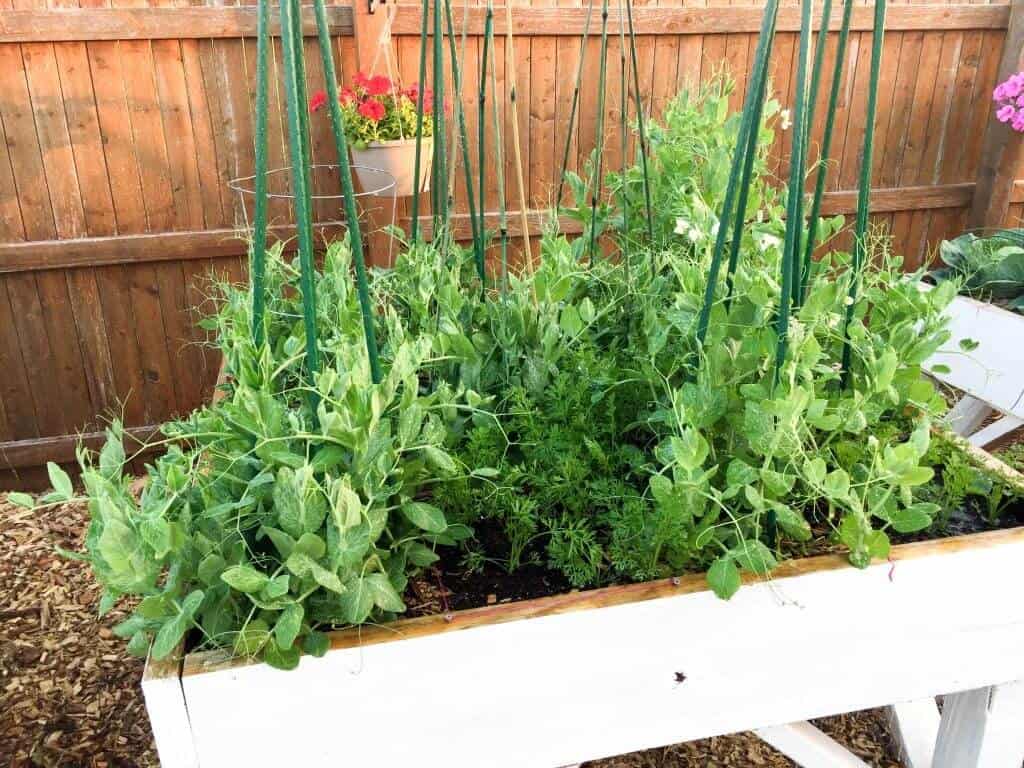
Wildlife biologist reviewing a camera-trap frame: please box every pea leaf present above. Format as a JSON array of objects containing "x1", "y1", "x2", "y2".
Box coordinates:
[
  {"x1": 401, "y1": 501, "x2": 447, "y2": 533},
  {"x1": 221, "y1": 565, "x2": 269, "y2": 594},
  {"x1": 729, "y1": 541, "x2": 777, "y2": 575},
  {"x1": 47, "y1": 462, "x2": 74, "y2": 501},
  {"x1": 6, "y1": 492, "x2": 35, "y2": 509},
  {"x1": 275, "y1": 603, "x2": 304, "y2": 650},
  {"x1": 707, "y1": 557, "x2": 741, "y2": 600}
]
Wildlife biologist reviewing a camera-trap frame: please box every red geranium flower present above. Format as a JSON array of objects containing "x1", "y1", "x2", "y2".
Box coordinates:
[
  {"x1": 358, "y1": 98, "x2": 387, "y2": 122},
  {"x1": 353, "y1": 71, "x2": 372, "y2": 90},
  {"x1": 339, "y1": 87, "x2": 356, "y2": 105},
  {"x1": 404, "y1": 83, "x2": 434, "y2": 107},
  {"x1": 308, "y1": 90, "x2": 328, "y2": 113},
  {"x1": 366, "y1": 74, "x2": 392, "y2": 96}
]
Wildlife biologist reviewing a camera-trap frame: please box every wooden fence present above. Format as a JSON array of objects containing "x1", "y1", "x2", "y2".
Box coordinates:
[{"x1": 0, "y1": 0, "x2": 1022, "y2": 488}]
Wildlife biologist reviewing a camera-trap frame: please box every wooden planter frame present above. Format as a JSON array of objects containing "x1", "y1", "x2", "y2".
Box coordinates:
[{"x1": 140, "y1": 438, "x2": 1024, "y2": 768}]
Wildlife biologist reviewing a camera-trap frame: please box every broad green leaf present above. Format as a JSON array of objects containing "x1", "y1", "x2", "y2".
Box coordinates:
[
  {"x1": 197, "y1": 553, "x2": 227, "y2": 586},
  {"x1": 897, "y1": 465, "x2": 934, "y2": 487},
  {"x1": 707, "y1": 557, "x2": 741, "y2": 600},
  {"x1": 303, "y1": 631, "x2": 330, "y2": 657},
  {"x1": 221, "y1": 565, "x2": 269, "y2": 594},
  {"x1": 263, "y1": 574, "x2": 291, "y2": 600},
  {"x1": 233, "y1": 619, "x2": 271, "y2": 657},
  {"x1": 339, "y1": 579, "x2": 374, "y2": 624},
  {"x1": 263, "y1": 642, "x2": 301, "y2": 671},
  {"x1": 285, "y1": 553, "x2": 345, "y2": 594},
  {"x1": 401, "y1": 501, "x2": 447, "y2": 533},
  {"x1": 890, "y1": 503, "x2": 938, "y2": 533},
  {"x1": 7, "y1": 492, "x2": 35, "y2": 509},
  {"x1": 364, "y1": 573, "x2": 406, "y2": 612},
  {"x1": 126, "y1": 630, "x2": 150, "y2": 658},
  {"x1": 729, "y1": 540, "x2": 777, "y2": 575},
  {"x1": 47, "y1": 462, "x2": 74, "y2": 501},
  {"x1": 152, "y1": 616, "x2": 188, "y2": 660},
  {"x1": 422, "y1": 445, "x2": 457, "y2": 475},
  {"x1": 407, "y1": 542, "x2": 440, "y2": 567},
  {"x1": 275, "y1": 603, "x2": 303, "y2": 650},
  {"x1": 331, "y1": 477, "x2": 364, "y2": 532}
]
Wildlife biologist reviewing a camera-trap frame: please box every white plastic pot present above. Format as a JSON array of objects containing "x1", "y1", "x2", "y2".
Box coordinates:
[{"x1": 351, "y1": 137, "x2": 432, "y2": 198}]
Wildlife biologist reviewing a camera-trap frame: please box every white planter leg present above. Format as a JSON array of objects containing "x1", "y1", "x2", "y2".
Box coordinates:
[
  {"x1": 933, "y1": 681, "x2": 1024, "y2": 768},
  {"x1": 945, "y1": 395, "x2": 993, "y2": 437},
  {"x1": 885, "y1": 698, "x2": 940, "y2": 768},
  {"x1": 755, "y1": 721, "x2": 871, "y2": 768},
  {"x1": 967, "y1": 414, "x2": 1024, "y2": 449}
]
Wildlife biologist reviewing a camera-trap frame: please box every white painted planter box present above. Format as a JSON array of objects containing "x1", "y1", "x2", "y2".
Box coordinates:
[
  {"x1": 930, "y1": 294, "x2": 1024, "y2": 447},
  {"x1": 143, "y1": 523, "x2": 1024, "y2": 768}
]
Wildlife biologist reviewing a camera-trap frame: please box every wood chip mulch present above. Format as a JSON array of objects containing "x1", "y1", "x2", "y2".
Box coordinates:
[
  {"x1": 0, "y1": 498, "x2": 158, "y2": 768},
  {"x1": 1, "y1": 496, "x2": 903, "y2": 768}
]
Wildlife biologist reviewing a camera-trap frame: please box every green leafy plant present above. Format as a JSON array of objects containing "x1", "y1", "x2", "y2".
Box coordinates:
[
  {"x1": 9, "y1": 79, "x2": 1017, "y2": 671},
  {"x1": 930, "y1": 229, "x2": 1024, "y2": 311}
]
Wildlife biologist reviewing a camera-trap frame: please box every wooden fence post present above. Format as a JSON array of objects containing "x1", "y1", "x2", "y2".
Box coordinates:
[
  {"x1": 967, "y1": 0, "x2": 1024, "y2": 231},
  {"x1": 350, "y1": 0, "x2": 400, "y2": 266}
]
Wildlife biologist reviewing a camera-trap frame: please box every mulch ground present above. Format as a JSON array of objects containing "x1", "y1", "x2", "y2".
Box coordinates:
[{"x1": 0, "y1": 496, "x2": 904, "y2": 768}]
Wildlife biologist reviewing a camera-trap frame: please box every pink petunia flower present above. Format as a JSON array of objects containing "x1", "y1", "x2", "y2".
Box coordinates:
[{"x1": 997, "y1": 104, "x2": 1017, "y2": 123}]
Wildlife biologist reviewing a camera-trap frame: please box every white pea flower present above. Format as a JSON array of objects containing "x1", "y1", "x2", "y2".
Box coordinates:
[{"x1": 780, "y1": 109, "x2": 792, "y2": 130}]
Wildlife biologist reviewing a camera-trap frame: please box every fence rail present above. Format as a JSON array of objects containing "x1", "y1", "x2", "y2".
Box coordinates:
[{"x1": 1, "y1": 0, "x2": 1022, "y2": 488}]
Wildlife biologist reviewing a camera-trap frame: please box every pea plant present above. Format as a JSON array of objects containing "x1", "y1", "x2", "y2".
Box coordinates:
[{"x1": 8, "y1": 79, "x2": 1017, "y2": 670}]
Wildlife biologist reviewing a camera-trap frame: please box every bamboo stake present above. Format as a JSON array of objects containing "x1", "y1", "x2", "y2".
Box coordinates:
[
  {"x1": 410, "y1": 0, "x2": 430, "y2": 243},
  {"x1": 840, "y1": 0, "x2": 887, "y2": 388},
  {"x1": 504, "y1": 1, "x2": 534, "y2": 270}
]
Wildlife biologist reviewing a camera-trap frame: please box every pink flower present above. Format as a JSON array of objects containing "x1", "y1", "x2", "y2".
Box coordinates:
[
  {"x1": 339, "y1": 87, "x2": 357, "y2": 105},
  {"x1": 358, "y1": 98, "x2": 386, "y2": 122},
  {"x1": 997, "y1": 104, "x2": 1017, "y2": 123},
  {"x1": 308, "y1": 90, "x2": 327, "y2": 113},
  {"x1": 995, "y1": 83, "x2": 1010, "y2": 101},
  {"x1": 366, "y1": 75, "x2": 392, "y2": 96},
  {"x1": 1013, "y1": 113, "x2": 1024, "y2": 133}
]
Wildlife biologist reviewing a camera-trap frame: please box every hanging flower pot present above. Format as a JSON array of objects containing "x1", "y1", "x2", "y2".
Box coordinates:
[
  {"x1": 351, "y1": 136, "x2": 432, "y2": 198},
  {"x1": 310, "y1": 72, "x2": 436, "y2": 198}
]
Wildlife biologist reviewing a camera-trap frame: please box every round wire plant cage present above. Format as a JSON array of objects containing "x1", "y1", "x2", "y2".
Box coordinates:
[
  {"x1": 227, "y1": 163, "x2": 397, "y2": 202},
  {"x1": 228, "y1": 163, "x2": 400, "y2": 261}
]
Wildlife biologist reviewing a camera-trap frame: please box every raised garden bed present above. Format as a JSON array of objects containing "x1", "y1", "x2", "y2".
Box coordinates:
[{"x1": 144, "y1": 516, "x2": 1024, "y2": 767}]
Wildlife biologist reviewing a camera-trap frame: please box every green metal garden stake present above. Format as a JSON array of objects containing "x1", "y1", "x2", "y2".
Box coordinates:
[
  {"x1": 312, "y1": 0, "x2": 382, "y2": 384},
  {"x1": 623, "y1": 0, "x2": 653, "y2": 245},
  {"x1": 694, "y1": 0, "x2": 779, "y2": 348},
  {"x1": 410, "y1": 0, "x2": 430, "y2": 243},
  {"x1": 773, "y1": 0, "x2": 813, "y2": 384},
  {"x1": 278, "y1": 0, "x2": 320, "y2": 387},
  {"x1": 251, "y1": 0, "x2": 270, "y2": 349},
  {"x1": 555, "y1": 0, "x2": 595, "y2": 211},
  {"x1": 723, "y1": 1, "x2": 779, "y2": 311},
  {"x1": 444, "y1": 0, "x2": 485, "y2": 283},
  {"x1": 586, "y1": 0, "x2": 611, "y2": 264},
  {"x1": 799, "y1": 0, "x2": 853, "y2": 303},
  {"x1": 840, "y1": 0, "x2": 887, "y2": 388}
]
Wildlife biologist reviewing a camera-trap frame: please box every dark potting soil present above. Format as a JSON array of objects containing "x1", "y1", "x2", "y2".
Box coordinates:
[{"x1": 415, "y1": 496, "x2": 1024, "y2": 616}]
